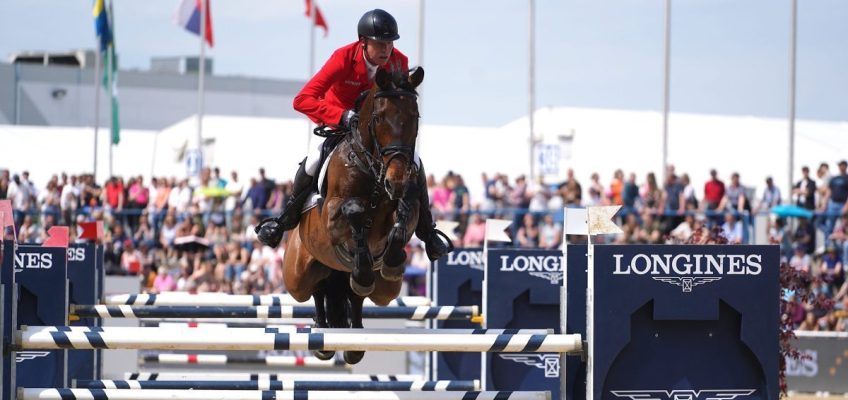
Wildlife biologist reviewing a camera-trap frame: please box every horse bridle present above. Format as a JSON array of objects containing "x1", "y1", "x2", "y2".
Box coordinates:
[{"x1": 347, "y1": 88, "x2": 420, "y2": 199}]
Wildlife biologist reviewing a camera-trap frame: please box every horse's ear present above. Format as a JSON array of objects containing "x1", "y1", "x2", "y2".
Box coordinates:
[
  {"x1": 408, "y1": 66, "x2": 424, "y2": 89},
  {"x1": 375, "y1": 69, "x2": 392, "y2": 90}
]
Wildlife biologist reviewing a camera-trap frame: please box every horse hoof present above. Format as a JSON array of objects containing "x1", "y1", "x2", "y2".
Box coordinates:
[
  {"x1": 313, "y1": 350, "x2": 336, "y2": 361},
  {"x1": 380, "y1": 265, "x2": 405, "y2": 282},
  {"x1": 344, "y1": 351, "x2": 365, "y2": 365},
  {"x1": 349, "y1": 276, "x2": 375, "y2": 297}
]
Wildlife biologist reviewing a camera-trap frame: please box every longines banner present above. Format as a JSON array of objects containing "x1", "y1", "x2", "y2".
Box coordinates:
[
  {"x1": 593, "y1": 245, "x2": 780, "y2": 400},
  {"x1": 786, "y1": 333, "x2": 848, "y2": 394}
]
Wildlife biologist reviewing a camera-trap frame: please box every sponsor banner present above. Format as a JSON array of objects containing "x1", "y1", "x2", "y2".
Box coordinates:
[
  {"x1": 433, "y1": 248, "x2": 484, "y2": 382},
  {"x1": 67, "y1": 244, "x2": 99, "y2": 383},
  {"x1": 486, "y1": 247, "x2": 587, "y2": 400},
  {"x1": 14, "y1": 245, "x2": 69, "y2": 389},
  {"x1": 594, "y1": 245, "x2": 780, "y2": 400},
  {"x1": 786, "y1": 333, "x2": 848, "y2": 394}
]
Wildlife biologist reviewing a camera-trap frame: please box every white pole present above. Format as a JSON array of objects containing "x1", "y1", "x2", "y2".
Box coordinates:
[
  {"x1": 19, "y1": 326, "x2": 582, "y2": 353},
  {"x1": 661, "y1": 0, "x2": 671, "y2": 183},
  {"x1": 528, "y1": 0, "x2": 536, "y2": 181},
  {"x1": 93, "y1": 48, "x2": 102, "y2": 177},
  {"x1": 20, "y1": 389, "x2": 550, "y2": 400},
  {"x1": 103, "y1": 293, "x2": 430, "y2": 307},
  {"x1": 197, "y1": 0, "x2": 207, "y2": 176},
  {"x1": 788, "y1": 0, "x2": 797, "y2": 195},
  {"x1": 559, "y1": 208, "x2": 569, "y2": 400},
  {"x1": 480, "y1": 234, "x2": 489, "y2": 390},
  {"x1": 585, "y1": 232, "x2": 595, "y2": 400}
]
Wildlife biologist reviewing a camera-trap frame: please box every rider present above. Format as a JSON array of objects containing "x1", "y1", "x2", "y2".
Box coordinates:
[{"x1": 256, "y1": 9, "x2": 451, "y2": 261}]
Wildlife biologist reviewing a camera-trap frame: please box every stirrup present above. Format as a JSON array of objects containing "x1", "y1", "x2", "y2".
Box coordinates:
[{"x1": 424, "y1": 228, "x2": 455, "y2": 261}]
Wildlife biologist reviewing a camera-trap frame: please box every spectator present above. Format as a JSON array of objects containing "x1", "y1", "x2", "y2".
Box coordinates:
[
  {"x1": 449, "y1": 174, "x2": 471, "y2": 227},
  {"x1": 225, "y1": 171, "x2": 244, "y2": 212},
  {"x1": 266, "y1": 183, "x2": 286, "y2": 213},
  {"x1": 756, "y1": 176, "x2": 781, "y2": 213},
  {"x1": 636, "y1": 211, "x2": 662, "y2": 244},
  {"x1": 7, "y1": 174, "x2": 34, "y2": 228},
  {"x1": 258, "y1": 168, "x2": 275, "y2": 203},
  {"x1": 152, "y1": 266, "x2": 177, "y2": 293},
  {"x1": 538, "y1": 213, "x2": 562, "y2": 250},
  {"x1": 60, "y1": 175, "x2": 80, "y2": 226},
  {"x1": 820, "y1": 160, "x2": 848, "y2": 246},
  {"x1": 430, "y1": 175, "x2": 451, "y2": 218},
  {"x1": 621, "y1": 173, "x2": 640, "y2": 216},
  {"x1": 789, "y1": 244, "x2": 811, "y2": 274},
  {"x1": 38, "y1": 179, "x2": 61, "y2": 223},
  {"x1": 608, "y1": 169, "x2": 624, "y2": 206},
  {"x1": 703, "y1": 169, "x2": 725, "y2": 216},
  {"x1": 462, "y1": 213, "x2": 486, "y2": 247},
  {"x1": 720, "y1": 172, "x2": 748, "y2": 213},
  {"x1": 559, "y1": 169, "x2": 582, "y2": 206},
  {"x1": 640, "y1": 172, "x2": 662, "y2": 215},
  {"x1": 133, "y1": 213, "x2": 155, "y2": 246},
  {"x1": 586, "y1": 173, "x2": 605, "y2": 206},
  {"x1": 829, "y1": 214, "x2": 848, "y2": 267},
  {"x1": 660, "y1": 173, "x2": 685, "y2": 234},
  {"x1": 243, "y1": 178, "x2": 268, "y2": 212},
  {"x1": 127, "y1": 176, "x2": 149, "y2": 229},
  {"x1": 793, "y1": 166, "x2": 816, "y2": 210},
  {"x1": 17, "y1": 214, "x2": 38, "y2": 243},
  {"x1": 0, "y1": 170, "x2": 8, "y2": 200},
  {"x1": 669, "y1": 214, "x2": 697, "y2": 243},
  {"x1": 816, "y1": 162, "x2": 831, "y2": 210},
  {"x1": 721, "y1": 212, "x2": 744, "y2": 244},
  {"x1": 516, "y1": 213, "x2": 539, "y2": 248},
  {"x1": 120, "y1": 239, "x2": 143, "y2": 275},
  {"x1": 820, "y1": 246, "x2": 844, "y2": 290},
  {"x1": 681, "y1": 173, "x2": 698, "y2": 210},
  {"x1": 103, "y1": 177, "x2": 124, "y2": 213}
]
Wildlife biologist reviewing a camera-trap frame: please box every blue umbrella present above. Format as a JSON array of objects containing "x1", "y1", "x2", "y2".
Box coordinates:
[{"x1": 770, "y1": 204, "x2": 814, "y2": 219}]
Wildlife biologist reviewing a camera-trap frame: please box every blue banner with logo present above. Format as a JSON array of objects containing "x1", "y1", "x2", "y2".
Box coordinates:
[
  {"x1": 592, "y1": 245, "x2": 779, "y2": 400},
  {"x1": 485, "y1": 247, "x2": 587, "y2": 400},
  {"x1": 14, "y1": 245, "x2": 68, "y2": 389},
  {"x1": 67, "y1": 244, "x2": 99, "y2": 383},
  {"x1": 432, "y1": 248, "x2": 484, "y2": 381}
]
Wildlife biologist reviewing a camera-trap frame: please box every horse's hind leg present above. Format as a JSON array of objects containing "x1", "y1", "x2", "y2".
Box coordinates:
[
  {"x1": 341, "y1": 198, "x2": 375, "y2": 296},
  {"x1": 343, "y1": 286, "x2": 366, "y2": 365}
]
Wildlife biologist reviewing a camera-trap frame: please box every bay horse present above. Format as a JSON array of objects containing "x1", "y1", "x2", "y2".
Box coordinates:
[{"x1": 282, "y1": 67, "x2": 425, "y2": 364}]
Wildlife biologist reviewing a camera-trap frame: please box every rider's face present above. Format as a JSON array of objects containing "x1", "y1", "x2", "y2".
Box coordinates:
[{"x1": 363, "y1": 38, "x2": 393, "y2": 66}]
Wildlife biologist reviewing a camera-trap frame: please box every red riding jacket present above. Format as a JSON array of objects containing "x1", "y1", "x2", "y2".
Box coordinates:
[{"x1": 293, "y1": 41, "x2": 409, "y2": 126}]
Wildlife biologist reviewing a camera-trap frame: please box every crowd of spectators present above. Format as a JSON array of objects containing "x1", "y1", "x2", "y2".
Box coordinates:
[{"x1": 1, "y1": 160, "x2": 846, "y2": 331}]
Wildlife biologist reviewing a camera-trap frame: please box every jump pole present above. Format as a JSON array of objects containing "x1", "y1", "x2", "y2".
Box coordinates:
[
  {"x1": 18, "y1": 326, "x2": 583, "y2": 353},
  {"x1": 20, "y1": 389, "x2": 550, "y2": 400}
]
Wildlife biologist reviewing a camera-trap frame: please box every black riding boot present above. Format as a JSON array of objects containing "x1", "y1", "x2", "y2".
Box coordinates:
[
  {"x1": 414, "y1": 166, "x2": 454, "y2": 261},
  {"x1": 256, "y1": 158, "x2": 314, "y2": 247}
]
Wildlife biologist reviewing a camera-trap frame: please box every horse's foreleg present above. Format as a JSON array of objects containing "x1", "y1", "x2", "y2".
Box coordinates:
[
  {"x1": 382, "y1": 198, "x2": 414, "y2": 281},
  {"x1": 343, "y1": 289, "x2": 366, "y2": 365},
  {"x1": 310, "y1": 281, "x2": 336, "y2": 361},
  {"x1": 341, "y1": 198, "x2": 375, "y2": 296}
]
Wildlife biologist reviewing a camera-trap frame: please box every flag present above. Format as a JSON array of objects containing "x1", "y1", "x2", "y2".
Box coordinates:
[
  {"x1": 92, "y1": 0, "x2": 112, "y2": 51},
  {"x1": 93, "y1": 0, "x2": 120, "y2": 145},
  {"x1": 176, "y1": 0, "x2": 214, "y2": 47},
  {"x1": 305, "y1": 0, "x2": 328, "y2": 37},
  {"x1": 484, "y1": 219, "x2": 513, "y2": 243},
  {"x1": 563, "y1": 206, "x2": 623, "y2": 236}
]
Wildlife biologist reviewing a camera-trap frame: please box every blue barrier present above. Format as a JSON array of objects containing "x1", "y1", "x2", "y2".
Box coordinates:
[{"x1": 66, "y1": 244, "x2": 101, "y2": 383}]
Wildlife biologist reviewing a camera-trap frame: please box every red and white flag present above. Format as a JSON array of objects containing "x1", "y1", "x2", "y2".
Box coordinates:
[{"x1": 305, "y1": 0, "x2": 328, "y2": 37}]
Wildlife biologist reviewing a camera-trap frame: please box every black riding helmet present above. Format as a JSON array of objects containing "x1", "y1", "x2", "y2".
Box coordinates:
[{"x1": 357, "y1": 9, "x2": 400, "y2": 41}]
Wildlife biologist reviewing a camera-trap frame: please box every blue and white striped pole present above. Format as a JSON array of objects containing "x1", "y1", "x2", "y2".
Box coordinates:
[
  {"x1": 18, "y1": 326, "x2": 582, "y2": 353},
  {"x1": 75, "y1": 380, "x2": 480, "y2": 391}
]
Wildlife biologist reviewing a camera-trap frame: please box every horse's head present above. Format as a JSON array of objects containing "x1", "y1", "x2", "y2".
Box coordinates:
[{"x1": 359, "y1": 67, "x2": 424, "y2": 200}]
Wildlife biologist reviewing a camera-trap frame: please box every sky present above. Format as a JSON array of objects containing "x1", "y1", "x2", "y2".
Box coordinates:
[{"x1": 1, "y1": 0, "x2": 846, "y2": 127}]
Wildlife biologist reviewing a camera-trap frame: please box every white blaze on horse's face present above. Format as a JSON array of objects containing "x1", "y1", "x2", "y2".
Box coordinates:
[{"x1": 374, "y1": 94, "x2": 418, "y2": 200}]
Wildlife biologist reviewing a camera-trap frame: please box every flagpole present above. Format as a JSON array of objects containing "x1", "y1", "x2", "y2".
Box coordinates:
[
  {"x1": 305, "y1": 0, "x2": 316, "y2": 155},
  {"x1": 661, "y1": 0, "x2": 671, "y2": 183},
  {"x1": 93, "y1": 45, "x2": 102, "y2": 179},
  {"x1": 788, "y1": 0, "x2": 797, "y2": 198},
  {"x1": 528, "y1": 0, "x2": 536, "y2": 182},
  {"x1": 106, "y1": 36, "x2": 114, "y2": 178},
  {"x1": 197, "y1": 0, "x2": 207, "y2": 179}
]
